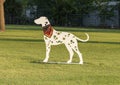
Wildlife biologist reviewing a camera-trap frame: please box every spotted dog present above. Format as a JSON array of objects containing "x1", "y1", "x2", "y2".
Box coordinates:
[{"x1": 34, "y1": 16, "x2": 89, "y2": 64}]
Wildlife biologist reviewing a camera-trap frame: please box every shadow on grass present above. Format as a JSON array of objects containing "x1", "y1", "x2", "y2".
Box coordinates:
[
  {"x1": 87, "y1": 41, "x2": 120, "y2": 45},
  {"x1": 30, "y1": 60, "x2": 80, "y2": 65},
  {"x1": 0, "y1": 38, "x2": 44, "y2": 42},
  {"x1": 0, "y1": 38, "x2": 119, "y2": 45},
  {"x1": 30, "y1": 60, "x2": 93, "y2": 65},
  {"x1": 6, "y1": 25, "x2": 120, "y2": 33},
  {"x1": 57, "y1": 28, "x2": 120, "y2": 33},
  {"x1": 30, "y1": 60, "x2": 66, "y2": 65}
]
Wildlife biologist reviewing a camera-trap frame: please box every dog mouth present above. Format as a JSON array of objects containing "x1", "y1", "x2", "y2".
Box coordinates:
[{"x1": 42, "y1": 24, "x2": 51, "y2": 30}]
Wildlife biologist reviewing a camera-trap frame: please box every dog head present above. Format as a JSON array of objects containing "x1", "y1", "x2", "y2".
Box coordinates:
[{"x1": 34, "y1": 16, "x2": 50, "y2": 27}]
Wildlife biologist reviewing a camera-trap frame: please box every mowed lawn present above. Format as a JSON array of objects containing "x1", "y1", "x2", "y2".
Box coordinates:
[{"x1": 0, "y1": 25, "x2": 120, "y2": 85}]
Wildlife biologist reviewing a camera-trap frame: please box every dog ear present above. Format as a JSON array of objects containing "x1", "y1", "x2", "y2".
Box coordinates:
[{"x1": 45, "y1": 17, "x2": 48, "y2": 20}]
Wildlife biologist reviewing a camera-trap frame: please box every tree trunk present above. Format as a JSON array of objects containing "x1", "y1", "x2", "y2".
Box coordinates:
[
  {"x1": 118, "y1": 3, "x2": 120, "y2": 28},
  {"x1": 0, "y1": 0, "x2": 5, "y2": 32}
]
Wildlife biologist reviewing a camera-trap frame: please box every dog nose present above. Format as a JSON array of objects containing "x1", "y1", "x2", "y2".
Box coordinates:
[{"x1": 34, "y1": 20, "x2": 37, "y2": 24}]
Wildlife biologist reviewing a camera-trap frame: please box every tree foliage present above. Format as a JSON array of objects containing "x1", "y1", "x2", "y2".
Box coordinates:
[
  {"x1": 4, "y1": 0, "x2": 118, "y2": 26},
  {"x1": 94, "y1": 0, "x2": 119, "y2": 26},
  {"x1": 27, "y1": 0, "x2": 95, "y2": 26},
  {"x1": 5, "y1": 0, "x2": 23, "y2": 17}
]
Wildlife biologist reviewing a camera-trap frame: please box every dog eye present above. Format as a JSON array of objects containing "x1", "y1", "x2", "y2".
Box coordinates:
[{"x1": 45, "y1": 22, "x2": 48, "y2": 25}]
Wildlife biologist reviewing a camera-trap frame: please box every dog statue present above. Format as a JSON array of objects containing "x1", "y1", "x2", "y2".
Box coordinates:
[{"x1": 34, "y1": 16, "x2": 89, "y2": 64}]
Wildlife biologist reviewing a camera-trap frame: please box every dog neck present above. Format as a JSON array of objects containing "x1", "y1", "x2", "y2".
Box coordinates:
[{"x1": 42, "y1": 24, "x2": 53, "y2": 38}]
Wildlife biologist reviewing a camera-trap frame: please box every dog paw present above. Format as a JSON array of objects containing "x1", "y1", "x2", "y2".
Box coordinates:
[
  {"x1": 67, "y1": 60, "x2": 72, "y2": 64},
  {"x1": 43, "y1": 59, "x2": 48, "y2": 63},
  {"x1": 79, "y1": 62, "x2": 83, "y2": 64}
]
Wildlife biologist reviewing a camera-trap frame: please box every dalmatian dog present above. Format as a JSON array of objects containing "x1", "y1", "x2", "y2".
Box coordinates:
[{"x1": 34, "y1": 16, "x2": 89, "y2": 64}]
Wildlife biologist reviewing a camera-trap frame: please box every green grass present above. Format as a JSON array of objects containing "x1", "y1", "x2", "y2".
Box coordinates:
[{"x1": 0, "y1": 25, "x2": 120, "y2": 85}]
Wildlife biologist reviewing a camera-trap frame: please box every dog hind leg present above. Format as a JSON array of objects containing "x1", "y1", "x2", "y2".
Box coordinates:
[
  {"x1": 65, "y1": 44, "x2": 74, "y2": 64},
  {"x1": 72, "y1": 45, "x2": 83, "y2": 64}
]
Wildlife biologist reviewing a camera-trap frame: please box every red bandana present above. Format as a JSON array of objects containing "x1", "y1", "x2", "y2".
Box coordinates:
[{"x1": 43, "y1": 25, "x2": 53, "y2": 38}]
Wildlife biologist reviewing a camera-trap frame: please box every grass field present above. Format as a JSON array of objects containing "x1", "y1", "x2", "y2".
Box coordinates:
[{"x1": 0, "y1": 25, "x2": 120, "y2": 85}]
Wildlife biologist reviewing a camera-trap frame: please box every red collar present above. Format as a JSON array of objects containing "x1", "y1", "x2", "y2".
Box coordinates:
[{"x1": 42, "y1": 25, "x2": 53, "y2": 38}]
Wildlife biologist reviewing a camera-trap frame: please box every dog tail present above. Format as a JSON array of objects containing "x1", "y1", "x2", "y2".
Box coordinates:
[{"x1": 76, "y1": 33, "x2": 89, "y2": 42}]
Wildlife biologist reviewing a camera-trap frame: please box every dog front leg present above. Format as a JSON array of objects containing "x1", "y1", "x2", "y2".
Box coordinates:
[{"x1": 43, "y1": 43, "x2": 51, "y2": 63}]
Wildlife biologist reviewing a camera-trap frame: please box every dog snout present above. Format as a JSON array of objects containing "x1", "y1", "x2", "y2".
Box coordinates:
[
  {"x1": 34, "y1": 19, "x2": 40, "y2": 25},
  {"x1": 34, "y1": 19, "x2": 37, "y2": 24}
]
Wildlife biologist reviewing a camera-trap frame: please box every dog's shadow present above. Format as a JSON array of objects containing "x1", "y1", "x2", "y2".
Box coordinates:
[
  {"x1": 30, "y1": 60, "x2": 61, "y2": 65},
  {"x1": 30, "y1": 60, "x2": 49, "y2": 64},
  {"x1": 30, "y1": 60, "x2": 91, "y2": 65}
]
